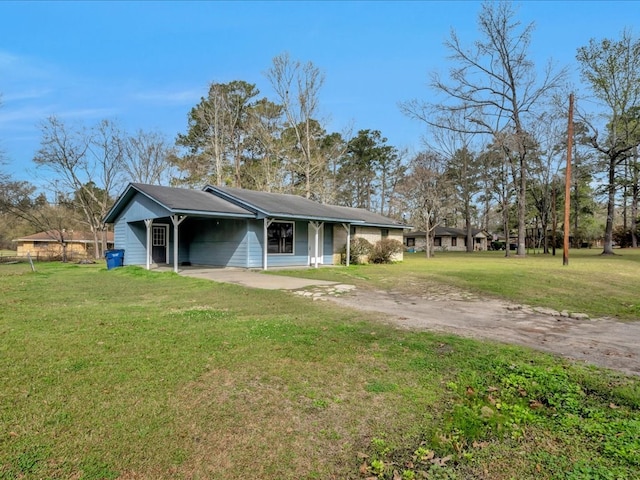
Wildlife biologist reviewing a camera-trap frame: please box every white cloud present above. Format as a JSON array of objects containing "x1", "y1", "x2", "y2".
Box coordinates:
[{"x1": 132, "y1": 87, "x2": 202, "y2": 106}]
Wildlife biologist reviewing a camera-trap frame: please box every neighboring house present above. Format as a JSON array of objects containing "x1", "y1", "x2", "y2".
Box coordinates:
[
  {"x1": 13, "y1": 230, "x2": 115, "y2": 260},
  {"x1": 103, "y1": 183, "x2": 406, "y2": 271},
  {"x1": 404, "y1": 227, "x2": 489, "y2": 252}
]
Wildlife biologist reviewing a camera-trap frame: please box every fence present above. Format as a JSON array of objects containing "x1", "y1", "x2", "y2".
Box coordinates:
[{"x1": 0, "y1": 252, "x2": 101, "y2": 264}]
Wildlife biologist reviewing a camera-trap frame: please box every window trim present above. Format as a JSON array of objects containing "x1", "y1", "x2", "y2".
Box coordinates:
[{"x1": 267, "y1": 220, "x2": 295, "y2": 255}]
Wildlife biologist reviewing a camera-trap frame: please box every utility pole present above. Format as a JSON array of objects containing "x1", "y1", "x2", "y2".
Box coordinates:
[{"x1": 563, "y1": 94, "x2": 574, "y2": 266}]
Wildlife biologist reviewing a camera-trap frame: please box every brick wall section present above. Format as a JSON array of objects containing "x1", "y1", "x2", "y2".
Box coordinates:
[{"x1": 332, "y1": 225, "x2": 404, "y2": 263}]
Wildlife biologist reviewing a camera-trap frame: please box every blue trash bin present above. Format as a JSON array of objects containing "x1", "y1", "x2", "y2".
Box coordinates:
[{"x1": 105, "y1": 249, "x2": 125, "y2": 270}]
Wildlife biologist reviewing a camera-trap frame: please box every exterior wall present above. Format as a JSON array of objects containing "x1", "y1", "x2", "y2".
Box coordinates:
[
  {"x1": 332, "y1": 224, "x2": 348, "y2": 264},
  {"x1": 15, "y1": 241, "x2": 99, "y2": 259},
  {"x1": 387, "y1": 229, "x2": 404, "y2": 261},
  {"x1": 343, "y1": 226, "x2": 404, "y2": 262},
  {"x1": 261, "y1": 220, "x2": 334, "y2": 268},
  {"x1": 186, "y1": 218, "x2": 249, "y2": 267}
]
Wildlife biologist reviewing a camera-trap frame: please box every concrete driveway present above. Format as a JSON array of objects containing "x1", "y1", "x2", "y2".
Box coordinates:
[{"x1": 177, "y1": 266, "x2": 338, "y2": 290}]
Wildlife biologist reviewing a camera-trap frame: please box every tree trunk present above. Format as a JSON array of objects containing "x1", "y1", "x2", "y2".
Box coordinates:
[
  {"x1": 602, "y1": 158, "x2": 616, "y2": 255},
  {"x1": 517, "y1": 154, "x2": 526, "y2": 256},
  {"x1": 465, "y1": 197, "x2": 473, "y2": 252}
]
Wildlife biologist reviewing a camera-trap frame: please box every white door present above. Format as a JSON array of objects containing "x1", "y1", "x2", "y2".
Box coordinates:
[{"x1": 308, "y1": 223, "x2": 324, "y2": 265}]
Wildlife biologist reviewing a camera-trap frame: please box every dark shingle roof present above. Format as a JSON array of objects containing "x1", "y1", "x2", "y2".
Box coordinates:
[
  {"x1": 209, "y1": 186, "x2": 406, "y2": 227},
  {"x1": 105, "y1": 183, "x2": 408, "y2": 228},
  {"x1": 132, "y1": 184, "x2": 253, "y2": 215},
  {"x1": 103, "y1": 183, "x2": 254, "y2": 223}
]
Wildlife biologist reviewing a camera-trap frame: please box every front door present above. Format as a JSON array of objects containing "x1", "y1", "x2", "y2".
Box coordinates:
[
  {"x1": 152, "y1": 225, "x2": 168, "y2": 264},
  {"x1": 308, "y1": 223, "x2": 324, "y2": 265}
]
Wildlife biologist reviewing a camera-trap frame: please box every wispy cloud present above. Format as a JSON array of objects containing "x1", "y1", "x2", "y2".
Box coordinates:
[{"x1": 132, "y1": 87, "x2": 202, "y2": 106}]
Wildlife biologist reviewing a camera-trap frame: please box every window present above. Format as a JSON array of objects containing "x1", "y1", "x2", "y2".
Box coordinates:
[
  {"x1": 434, "y1": 237, "x2": 442, "y2": 247},
  {"x1": 381, "y1": 228, "x2": 389, "y2": 238},
  {"x1": 268, "y1": 221, "x2": 294, "y2": 254},
  {"x1": 451, "y1": 237, "x2": 457, "y2": 247},
  {"x1": 406, "y1": 238, "x2": 415, "y2": 247}
]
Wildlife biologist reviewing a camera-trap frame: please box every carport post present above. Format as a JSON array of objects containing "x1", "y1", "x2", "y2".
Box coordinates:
[
  {"x1": 310, "y1": 221, "x2": 322, "y2": 268},
  {"x1": 171, "y1": 215, "x2": 186, "y2": 273},
  {"x1": 144, "y1": 219, "x2": 153, "y2": 270},
  {"x1": 341, "y1": 223, "x2": 351, "y2": 267},
  {"x1": 263, "y1": 218, "x2": 273, "y2": 270}
]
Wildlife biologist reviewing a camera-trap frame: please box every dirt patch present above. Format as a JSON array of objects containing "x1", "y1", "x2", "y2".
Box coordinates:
[{"x1": 322, "y1": 285, "x2": 640, "y2": 377}]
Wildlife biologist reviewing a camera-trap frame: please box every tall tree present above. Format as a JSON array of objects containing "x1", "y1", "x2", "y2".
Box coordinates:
[
  {"x1": 401, "y1": 1, "x2": 566, "y2": 256},
  {"x1": 123, "y1": 130, "x2": 176, "y2": 186},
  {"x1": 175, "y1": 81, "x2": 260, "y2": 187},
  {"x1": 576, "y1": 30, "x2": 640, "y2": 254},
  {"x1": 265, "y1": 52, "x2": 326, "y2": 199}
]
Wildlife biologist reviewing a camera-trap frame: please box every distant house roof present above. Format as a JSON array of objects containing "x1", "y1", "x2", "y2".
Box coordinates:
[
  {"x1": 404, "y1": 227, "x2": 487, "y2": 238},
  {"x1": 104, "y1": 183, "x2": 407, "y2": 229},
  {"x1": 14, "y1": 230, "x2": 114, "y2": 244}
]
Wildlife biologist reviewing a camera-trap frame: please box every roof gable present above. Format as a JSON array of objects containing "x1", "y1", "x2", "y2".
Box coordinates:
[{"x1": 103, "y1": 183, "x2": 254, "y2": 223}]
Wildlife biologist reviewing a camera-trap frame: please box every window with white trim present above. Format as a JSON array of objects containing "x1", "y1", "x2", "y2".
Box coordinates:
[{"x1": 267, "y1": 221, "x2": 294, "y2": 254}]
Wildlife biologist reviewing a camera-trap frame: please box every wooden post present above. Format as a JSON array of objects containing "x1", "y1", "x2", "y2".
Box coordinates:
[{"x1": 563, "y1": 94, "x2": 574, "y2": 266}]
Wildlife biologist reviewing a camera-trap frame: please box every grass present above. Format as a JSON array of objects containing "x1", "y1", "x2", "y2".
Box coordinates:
[
  {"x1": 270, "y1": 248, "x2": 640, "y2": 320},
  {"x1": 0, "y1": 260, "x2": 638, "y2": 479}
]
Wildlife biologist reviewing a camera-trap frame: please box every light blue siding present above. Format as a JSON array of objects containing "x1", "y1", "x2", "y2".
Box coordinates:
[
  {"x1": 247, "y1": 221, "x2": 263, "y2": 268},
  {"x1": 111, "y1": 191, "x2": 341, "y2": 268},
  {"x1": 187, "y1": 218, "x2": 248, "y2": 267}
]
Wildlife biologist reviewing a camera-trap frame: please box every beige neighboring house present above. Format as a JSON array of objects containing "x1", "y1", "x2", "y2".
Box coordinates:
[
  {"x1": 13, "y1": 230, "x2": 114, "y2": 260},
  {"x1": 404, "y1": 227, "x2": 489, "y2": 252}
]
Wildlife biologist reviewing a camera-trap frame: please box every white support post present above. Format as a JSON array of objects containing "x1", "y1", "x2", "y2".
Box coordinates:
[
  {"x1": 144, "y1": 219, "x2": 153, "y2": 270},
  {"x1": 171, "y1": 215, "x2": 187, "y2": 273},
  {"x1": 310, "y1": 221, "x2": 323, "y2": 268},
  {"x1": 341, "y1": 223, "x2": 351, "y2": 267},
  {"x1": 263, "y1": 218, "x2": 273, "y2": 270}
]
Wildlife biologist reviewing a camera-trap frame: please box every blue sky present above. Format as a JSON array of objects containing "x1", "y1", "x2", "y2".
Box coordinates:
[{"x1": 0, "y1": 1, "x2": 636, "y2": 184}]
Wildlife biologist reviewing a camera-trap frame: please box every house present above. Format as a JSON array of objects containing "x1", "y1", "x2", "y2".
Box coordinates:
[
  {"x1": 13, "y1": 230, "x2": 114, "y2": 260},
  {"x1": 404, "y1": 227, "x2": 489, "y2": 252},
  {"x1": 102, "y1": 183, "x2": 406, "y2": 272}
]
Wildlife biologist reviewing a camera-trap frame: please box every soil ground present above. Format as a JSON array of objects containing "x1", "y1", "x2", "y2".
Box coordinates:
[
  {"x1": 325, "y1": 285, "x2": 640, "y2": 377},
  {"x1": 177, "y1": 267, "x2": 640, "y2": 377}
]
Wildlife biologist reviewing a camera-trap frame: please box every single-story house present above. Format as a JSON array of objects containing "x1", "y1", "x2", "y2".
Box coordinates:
[
  {"x1": 103, "y1": 183, "x2": 407, "y2": 271},
  {"x1": 13, "y1": 230, "x2": 115, "y2": 260},
  {"x1": 404, "y1": 227, "x2": 489, "y2": 252}
]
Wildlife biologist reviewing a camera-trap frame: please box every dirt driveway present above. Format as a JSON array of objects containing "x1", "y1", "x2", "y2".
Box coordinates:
[
  {"x1": 324, "y1": 286, "x2": 640, "y2": 377},
  {"x1": 178, "y1": 267, "x2": 639, "y2": 377}
]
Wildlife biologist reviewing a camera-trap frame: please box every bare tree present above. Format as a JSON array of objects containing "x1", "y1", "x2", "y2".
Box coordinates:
[
  {"x1": 33, "y1": 117, "x2": 124, "y2": 258},
  {"x1": 0, "y1": 181, "x2": 83, "y2": 262},
  {"x1": 401, "y1": 1, "x2": 566, "y2": 256},
  {"x1": 265, "y1": 52, "x2": 326, "y2": 199},
  {"x1": 398, "y1": 151, "x2": 452, "y2": 258},
  {"x1": 429, "y1": 114, "x2": 481, "y2": 252},
  {"x1": 576, "y1": 30, "x2": 640, "y2": 254},
  {"x1": 123, "y1": 130, "x2": 176, "y2": 186}
]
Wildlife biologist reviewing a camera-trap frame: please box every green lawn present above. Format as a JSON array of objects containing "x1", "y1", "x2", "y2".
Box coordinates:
[{"x1": 0, "y1": 261, "x2": 638, "y2": 479}]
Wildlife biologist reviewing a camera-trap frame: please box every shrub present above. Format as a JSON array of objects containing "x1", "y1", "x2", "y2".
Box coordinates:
[
  {"x1": 370, "y1": 238, "x2": 404, "y2": 264},
  {"x1": 343, "y1": 237, "x2": 374, "y2": 264}
]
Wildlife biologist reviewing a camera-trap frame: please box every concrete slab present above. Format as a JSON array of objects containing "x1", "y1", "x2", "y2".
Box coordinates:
[{"x1": 175, "y1": 266, "x2": 338, "y2": 290}]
